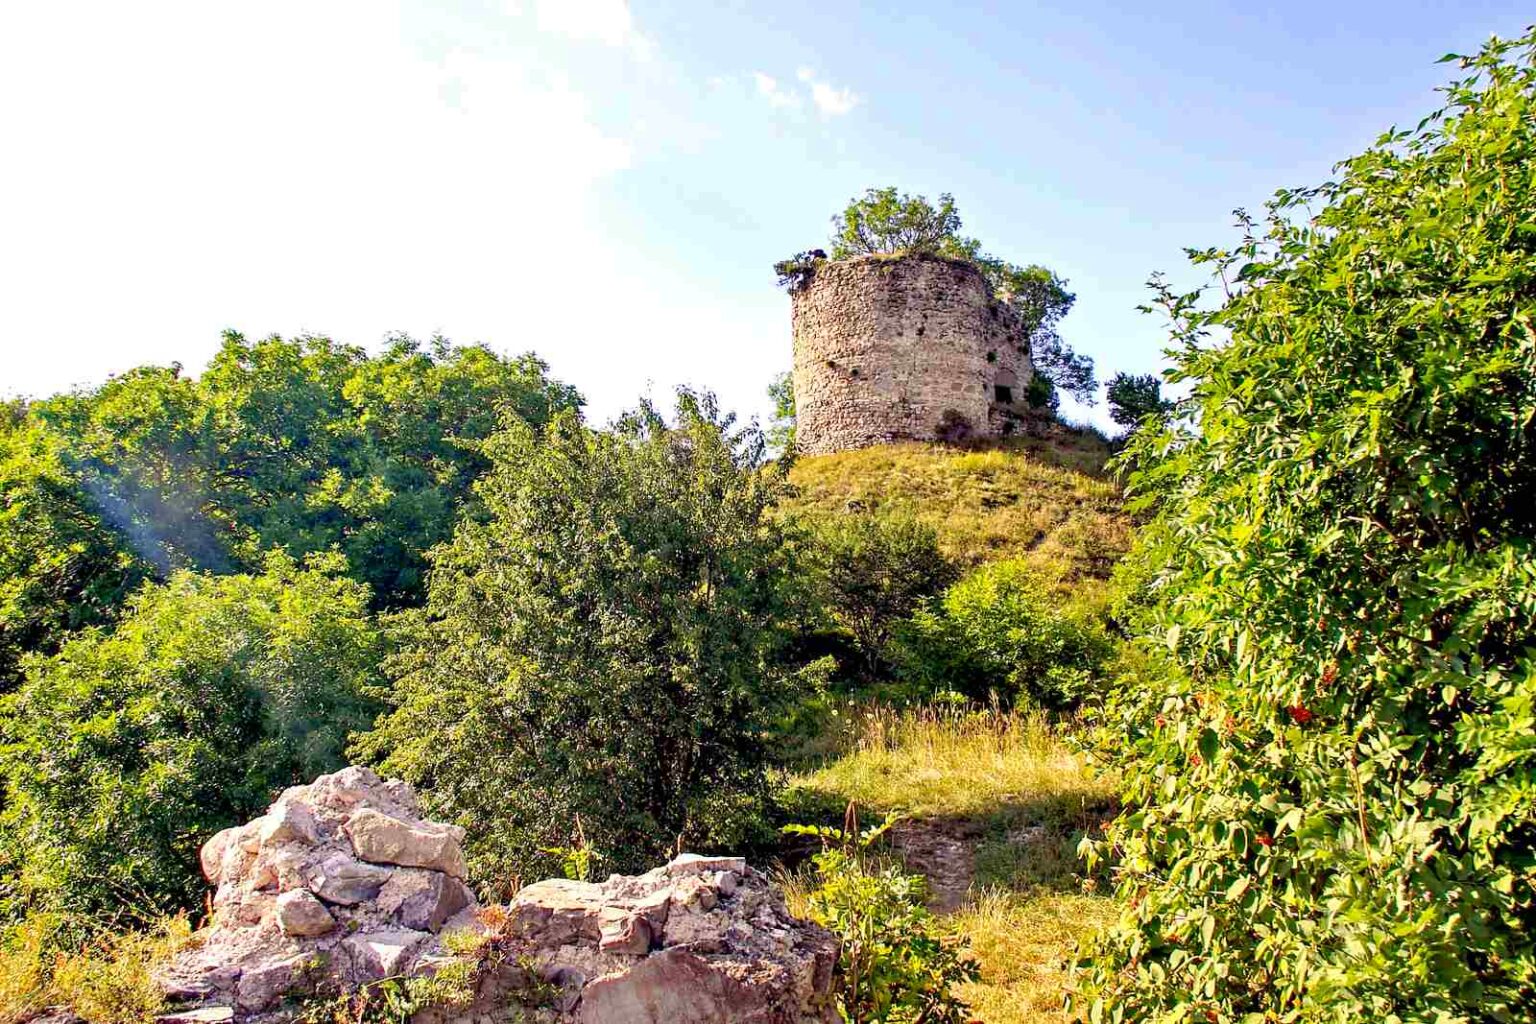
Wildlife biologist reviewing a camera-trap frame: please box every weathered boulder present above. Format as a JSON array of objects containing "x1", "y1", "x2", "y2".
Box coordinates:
[
  {"x1": 156, "y1": 767, "x2": 480, "y2": 1014},
  {"x1": 424, "y1": 853, "x2": 838, "y2": 1024},
  {"x1": 157, "y1": 769, "x2": 837, "y2": 1024}
]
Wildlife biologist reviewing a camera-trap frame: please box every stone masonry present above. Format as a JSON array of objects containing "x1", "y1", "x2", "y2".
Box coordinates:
[{"x1": 790, "y1": 253, "x2": 1034, "y2": 456}]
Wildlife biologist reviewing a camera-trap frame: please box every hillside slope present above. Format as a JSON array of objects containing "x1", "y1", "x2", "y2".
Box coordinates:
[
  {"x1": 783, "y1": 430, "x2": 1131, "y2": 1024},
  {"x1": 784, "y1": 430, "x2": 1132, "y2": 580}
]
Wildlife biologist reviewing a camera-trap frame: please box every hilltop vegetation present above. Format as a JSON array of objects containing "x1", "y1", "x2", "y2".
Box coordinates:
[{"x1": 784, "y1": 433, "x2": 1130, "y2": 576}]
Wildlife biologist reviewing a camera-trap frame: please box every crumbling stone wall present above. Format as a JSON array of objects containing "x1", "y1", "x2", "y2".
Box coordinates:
[{"x1": 790, "y1": 254, "x2": 1034, "y2": 456}]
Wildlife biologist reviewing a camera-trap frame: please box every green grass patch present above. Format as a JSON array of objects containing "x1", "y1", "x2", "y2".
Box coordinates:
[{"x1": 784, "y1": 437, "x2": 1131, "y2": 578}]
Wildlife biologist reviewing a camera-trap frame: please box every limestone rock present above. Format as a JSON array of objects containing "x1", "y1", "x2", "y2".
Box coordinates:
[
  {"x1": 156, "y1": 767, "x2": 482, "y2": 1015},
  {"x1": 275, "y1": 889, "x2": 334, "y2": 938},
  {"x1": 341, "y1": 929, "x2": 432, "y2": 980},
  {"x1": 156, "y1": 1008, "x2": 234, "y2": 1024},
  {"x1": 307, "y1": 852, "x2": 392, "y2": 905},
  {"x1": 378, "y1": 869, "x2": 473, "y2": 932},
  {"x1": 158, "y1": 768, "x2": 834, "y2": 1024},
  {"x1": 258, "y1": 798, "x2": 320, "y2": 847},
  {"x1": 422, "y1": 852, "x2": 838, "y2": 1024},
  {"x1": 345, "y1": 807, "x2": 467, "y2": 878}
]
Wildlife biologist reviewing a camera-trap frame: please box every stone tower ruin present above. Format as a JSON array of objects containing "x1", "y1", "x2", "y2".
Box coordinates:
[{"x1": 790, "y1": 253, "x2": 1034, "y2": 456}]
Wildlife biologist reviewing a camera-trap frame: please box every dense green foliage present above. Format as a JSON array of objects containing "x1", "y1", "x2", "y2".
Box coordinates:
[
  {"x1": 357, "y1": 393, "x2": 808, "y2": 892},
  {"x1": 0, "y1": 420, "x2": 152, "y2": 692},
  {"x1": 893, "y1": 561, "x2": 1113, "y2": 709},
  {"x1": 1104, "y1": 372, "x2": 1171, "y2": 432},
  {"x1": 829, "y1": 188, "x2": 964, "y2": 260},
  {"x1": 808, "y1": 512, "x2": 956, "y2": 679},
  {"x1": 0, "y1": 332, "x2": 579, "y2": 693},
  {"x1": 787, "y1": 811, "x2": 979, "y2": 1024},
  {"x1": 0, "y1": 554, "x2": 383, "y2": 916},
  {"x1": 1079, "y1": 32, "x2": 1536, "y2": 1023},
  {"x1": 769, "y1": 370, "x2": 797, "y2": 453}
]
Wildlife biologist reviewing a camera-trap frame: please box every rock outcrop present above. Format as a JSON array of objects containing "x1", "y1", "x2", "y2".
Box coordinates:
[
  {"x1": 158, "y1": 769, "x2": 838, "y2": 1024},
  {"x1": 158, "y1": 767, "x2": 477, "y2": 1014},
  {"x1": 433, "y1": 853, "x2": 839, "y2": 1024}
]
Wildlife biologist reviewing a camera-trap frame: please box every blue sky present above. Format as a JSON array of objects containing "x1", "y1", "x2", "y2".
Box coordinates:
[{"x1": 1, "y1": 1, "x2": 1529, "y2": 430}]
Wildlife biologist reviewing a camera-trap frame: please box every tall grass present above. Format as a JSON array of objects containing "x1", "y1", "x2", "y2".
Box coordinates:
[
  {"x1": 0, "y1": 913, "x2": 193, "y2": 1024},
  {"x1": 784, "y1": 439, "x2": 1131, "y2": 576},
  {"x1": 792, "y1": 704, "x2": 1115, "y2": 823},
  {"x1": 948, "y1": 888, "x2": 1116, "y2": 1024},
  {"x1": 786, "y1": 705, "x2": 1120, "y2": 1024}
]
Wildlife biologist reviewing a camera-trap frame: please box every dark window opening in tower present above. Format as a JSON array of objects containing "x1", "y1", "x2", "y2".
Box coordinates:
[{"x1": 994, "y1": 384, "x2": 1014, "y2": 404}]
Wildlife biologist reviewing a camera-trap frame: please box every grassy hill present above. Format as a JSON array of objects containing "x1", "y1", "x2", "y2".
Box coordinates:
[
  {"x1": 781, "y1": 430, "x2": 1133, "y2": 1024},
  {"x1": 783, "y1": 430, "x2": 1132, "y2": 581}
]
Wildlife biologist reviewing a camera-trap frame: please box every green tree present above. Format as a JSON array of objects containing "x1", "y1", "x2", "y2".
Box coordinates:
[
  {"x1": 201, "y1": 331, "x2": 582, "y2": 606},
  {"x1": 356, "y1": 392, "x2": 807, "y2": 890},
  {"x1": 829, "y1": 187, "x2": 964, "y2": 259},
  {"x1": 1078, "y1": 31, "x2": 1536, "y2": 1023},
  {"x1": 809, "y1": 512, "x2": 955, "y2": 678},
  {"x1": 1105, "y1": 371, "x2": 1171, "y2": 431},
  {"x1": 0, "y1": 553, "x2": 383, "y2": 916},
  {"x1": 0, "y1": 424, "x2": 150, "y2": 692},
  {"x1": 767, "y1": 371, "x2": 796, "y2": 454},
  {"x1": 0, "y1": 329, "x2": 582, "y2": 663}
]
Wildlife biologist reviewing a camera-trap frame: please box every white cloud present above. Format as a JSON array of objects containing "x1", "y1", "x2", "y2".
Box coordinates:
[
  {"x1": 531, "y1": 0, "x2": 652, "y2": 58},
  {"x1": 753, "y1": 72, "x2": 801, "y2": 110},
  {"x1": 796, "y1": 67, "x2": 860, "y2": 117},
  {"x1": 0, "y1": 1, "x2": 637, "y2": 401}
]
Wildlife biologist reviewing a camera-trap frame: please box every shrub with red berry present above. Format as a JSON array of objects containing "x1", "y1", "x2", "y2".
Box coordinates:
[{"x1": 1076, "y1": 31, "x2": 1536, "y2": 1024}]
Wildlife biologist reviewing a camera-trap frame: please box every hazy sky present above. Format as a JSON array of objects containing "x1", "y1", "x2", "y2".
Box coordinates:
[{"x1": 1, "y1": 1, "x2": 1529, "y2": 429}]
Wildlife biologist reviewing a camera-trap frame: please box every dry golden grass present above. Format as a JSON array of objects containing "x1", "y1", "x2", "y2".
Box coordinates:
[
  {"x1": 0, "y1": 913, "x2": 193, "y2": 1024},
  {"x1": 787, "y1": 706, "x2": 1120, "y2": 1024},
  {"x1": 784, "y1": 436, "x2": 1132, "y2": 578},
  {"x1": 949, "y1": 888, "x2": 1116, "y2": 1024},
  {"x1": 790, "y1": 705, "x2": 1115, "y2": 824}
]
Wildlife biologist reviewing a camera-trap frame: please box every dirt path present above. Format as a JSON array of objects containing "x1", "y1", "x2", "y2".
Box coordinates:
[{"x1": 889, "y1": 819, "x2": 978, "y2": 913}]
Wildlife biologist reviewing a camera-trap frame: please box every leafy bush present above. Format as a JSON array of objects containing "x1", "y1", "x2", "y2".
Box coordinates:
[
  {"x1": 1104, "y1": 372, "x2": 1171, "y2": 433},
  {"x1": 768, "y1": 370, "x2": 797, "y2": 454},
  {"x1": 893, "y1": 561, "x2": 1114, "y2": 709},
  {"x1": 774, "y1": 250, "x2": 826, "y2": 292},
  {"x1": 808, "y1": 512, "x2": 956, "y2": 679},
  {"x1": 357, "y1": 392, "x2": 808, "y2": 890},
  {"x1": 0, "y1": 553, "x2": 383, "y2": 916},
  {"x1": 1077, "y1": 31, "x2": 1536, "y2": 1023},
  {"x1": 785, "y1": 810, "x2": 978, "y2": 1024},
  {"x1": 829, "y1": 188, "x2": 964, "y2": 259}
]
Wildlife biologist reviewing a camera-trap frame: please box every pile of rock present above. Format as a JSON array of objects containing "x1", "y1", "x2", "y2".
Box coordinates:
[
  {"x1": 157, "y1": 768, "x2": 838, "y2": 1024},
  {"x1": 158, "y1": 767, "x2": 478, "y2": 1013},
  {"x1": 443, "y1": 853, "x2": 838, "y2": 1024}
]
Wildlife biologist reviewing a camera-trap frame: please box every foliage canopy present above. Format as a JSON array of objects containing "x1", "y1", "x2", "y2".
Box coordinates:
[
  {"x1": 357, "y1": 392, "x2": 809, "y2": 891},
  {"x1": 1079, "y1": 30, "x2": 1536, "y2": 1023},
  {"x1": 0, "y1": 332, "x2": 580, "y2": 694},
  {"x1": 0, "y1": 553, "x2": 383, "y2": 916}
]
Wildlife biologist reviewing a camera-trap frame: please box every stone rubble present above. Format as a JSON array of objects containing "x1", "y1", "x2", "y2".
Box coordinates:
[
  {"x1": 157, "y1": 766, "x2": 479, "y2": 1015},
  {"x1": 157, "y1": 768, "x2": 838, "y2": 1024}
]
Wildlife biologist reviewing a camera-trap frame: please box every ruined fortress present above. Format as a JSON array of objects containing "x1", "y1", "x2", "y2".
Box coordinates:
[{"x1": 790, "y1": 253, "x2": 1035, "y2": 456}]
